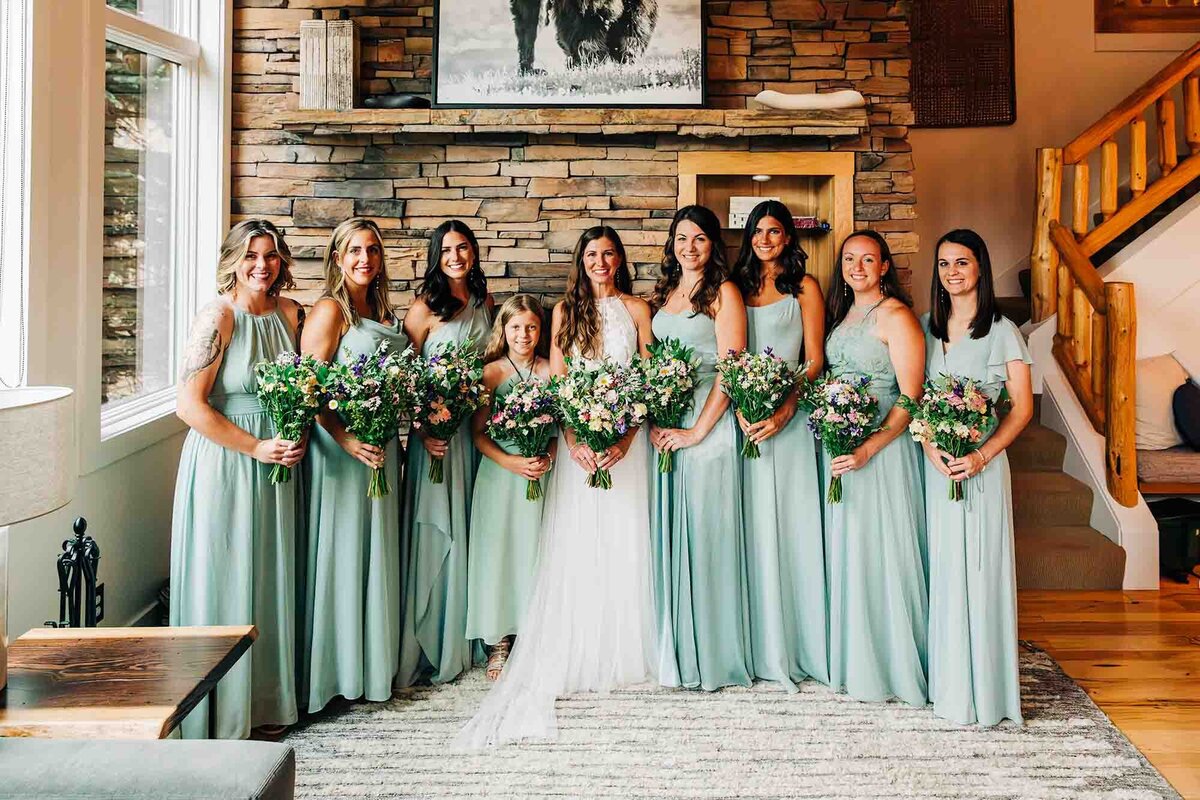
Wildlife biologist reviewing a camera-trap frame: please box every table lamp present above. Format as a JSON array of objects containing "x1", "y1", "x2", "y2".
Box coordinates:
[{"x1": 0, "y1": 387, "x2": 75, "y2": 691}]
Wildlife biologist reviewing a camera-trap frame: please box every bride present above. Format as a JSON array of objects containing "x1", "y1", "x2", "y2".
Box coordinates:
[{"x1": 456, "y1": 226, "x2": 658, "y2": 747}]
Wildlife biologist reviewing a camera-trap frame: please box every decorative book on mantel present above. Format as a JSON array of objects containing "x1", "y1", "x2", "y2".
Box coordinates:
[{"x1": 299, "y1": 17, "x2": 360, "y2": 112}]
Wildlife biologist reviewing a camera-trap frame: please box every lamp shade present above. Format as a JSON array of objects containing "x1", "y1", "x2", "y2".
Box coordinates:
[{"x1": 0, "y1": 387, "x2": 75, "y2": 526}]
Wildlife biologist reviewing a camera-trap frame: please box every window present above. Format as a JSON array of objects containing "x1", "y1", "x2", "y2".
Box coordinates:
[
  {"x1": 100, "y1": 1, "x2": 210, "y2": 437},
  {"x1": 0, "y1": 0, "x2": 28, "y2": 389}
]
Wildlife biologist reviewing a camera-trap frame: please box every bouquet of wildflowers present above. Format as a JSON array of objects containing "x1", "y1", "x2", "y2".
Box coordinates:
[
  {"x1": 412, "y1": 338, "x2": 486, "y2": 484},
  {"x1": 486, "y1": 378, "x2": 559, "y2": 501},
  {"x1": 555, "y1": 357, "x2": 648, "y2": 490},
  {"x1": 803, "y1": 373, "x2": 879, "y2": 504},
  {"x1": 326, "y1": 341, "x2": 421, "y2": 498},
  {"x1": 640, "y1": 337, "x2": 701, "y2": 473},
  {"x1": 898, "y1": 373, "x2": 996, "y2": 502},
  {"x1": 716, "y1": 348, "x2": 800, "y2": 459},
  {"x1": 254, "y1": 351, "x2": 330, "y2": 485}
]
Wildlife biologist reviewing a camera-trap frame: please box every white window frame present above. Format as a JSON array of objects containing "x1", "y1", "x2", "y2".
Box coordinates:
[
  {"x1": 0, "y1": 0, "x2": 29, "y2": 390},
  {"x1": 85, "y1": 1, "x2": 230, "y2": 470}
]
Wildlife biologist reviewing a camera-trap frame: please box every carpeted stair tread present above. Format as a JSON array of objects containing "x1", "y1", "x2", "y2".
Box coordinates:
[
  {"x1": 1015, "y1": 525, "x2": 1126, "y2": 590},
  {"x1": 1011, "y1": 471, "x2": 1094, "y2": 528},
  {"x1": 1007, "y1": 422, "x2": 1066, "y2": 471}
]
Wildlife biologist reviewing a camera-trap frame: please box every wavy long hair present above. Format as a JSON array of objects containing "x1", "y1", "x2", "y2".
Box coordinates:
[
  {"x1": 825, "y1": 229, "x2": 911, "y2": 334},
  {"x1": 650, "y1": 205, "x2": 727, "y2": 318},
  {"x1": 320, "y1": 217, "x2": 395, "y2": 326},
  {"x1": 418, "y1": 219, "x2": 488, "y2": 321},
  {"x1": 732, "y1": 200, "x2": 810, "y2": 299},
  {"x1": 927, "y1": 228, "x2": 1000, "y2": 341},
  {"x1": 555, "y1": 226, "x2": 633, "y2": 359},
  {"x1": 215, "y1": 219, "x2": 296, "y2": 297},
  {"x1": 483, "y1": 294, "x2": 546, "y2": 363}
]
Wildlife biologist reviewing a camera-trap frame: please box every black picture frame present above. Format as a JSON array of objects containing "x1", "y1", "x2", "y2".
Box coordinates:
[{"x1": 431, "y1": 0, "x2": 707, "y2": 109}]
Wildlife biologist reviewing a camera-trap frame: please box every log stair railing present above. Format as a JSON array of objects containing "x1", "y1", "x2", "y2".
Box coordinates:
[{"x1": 1030, "y1": 40, "x2": 1200, "y2": 507}]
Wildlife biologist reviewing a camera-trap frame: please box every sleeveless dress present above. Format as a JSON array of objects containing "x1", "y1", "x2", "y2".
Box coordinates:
[
  {"x1": 650, "y1": 309, "x2": 753, "y2": 691},
  {"x1": 923, "y1": 313, "x2": 1029, "y2": 726},
  {"x1": 823, "y1": 302, "x2": 928, "y2": 706},
  {"x1": 170, "y1": 305, "x2": 299, "y2": 739},
  {"x1": 301, "y1": 316, "x2": 409, "y2": 712},
  {"x1": 465, "y1": 368, "x2": 547, "y2": 645},
  {"x1": 743, "y1": 298, "x2": 829, "y2": 689},
  {"x1": 397, "y1": 301, "x2": 491, "y2": 687},
  {"x1": 456, "y1": 296, "x2": 657, "y2": 747}
]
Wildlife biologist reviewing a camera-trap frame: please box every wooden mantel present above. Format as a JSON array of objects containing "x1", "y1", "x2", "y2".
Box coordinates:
[{"x1": 271, "y1": 107, "x2": 869, "y2": 138}]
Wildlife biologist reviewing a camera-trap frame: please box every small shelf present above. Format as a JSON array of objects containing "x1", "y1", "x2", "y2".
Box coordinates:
[{"x1": 270, "y1": 107, "x2": 869, "y2": 138}]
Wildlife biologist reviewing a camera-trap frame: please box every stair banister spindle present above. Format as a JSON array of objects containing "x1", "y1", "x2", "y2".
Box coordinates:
[
  {"x1": 1092, "y1": 309, "x2": 1107, "y2": 407},
  {"x1": 1130, "y1": 117, "x2": 1147, "y2": 198},
  {"x1": 1073, "y1": 290, "x2": 1092, "y2": 381},
  {"x1": 1073, "y1": 162, "x2": 1090, "y2": 235},
  {"x1": 1158, "y1": 96, "x2": 1178, "y2": 176},
  {"x1": 1101, "y1": 140, "x2": 1119, "y2": 221},
  {"x1": 1185, "y1": 75, "x2": 1200, "y2": 153}
]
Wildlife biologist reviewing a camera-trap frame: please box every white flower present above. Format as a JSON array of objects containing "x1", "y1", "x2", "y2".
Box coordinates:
[{"x1": 328, "y1": 399, "x2": 339, "y2": 410}]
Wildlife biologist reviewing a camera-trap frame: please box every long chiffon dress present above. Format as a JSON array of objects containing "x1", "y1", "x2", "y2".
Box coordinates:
[
  {"x1": 397, "y1": 301, "x2": 491, "y2": 687},
  {"x1": 923, "y1": 312, "x2": 1029, "y2": 726}
]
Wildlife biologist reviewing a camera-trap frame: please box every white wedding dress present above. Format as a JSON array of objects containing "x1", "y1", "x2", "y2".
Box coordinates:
[{"x1": 455, "y1": 296, "x2": 658, "y2": 748}]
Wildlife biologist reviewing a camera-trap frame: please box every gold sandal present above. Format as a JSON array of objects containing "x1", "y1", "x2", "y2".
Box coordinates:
[{"x1": 485, "y1": 636, "x2": 512, "y2": 681}]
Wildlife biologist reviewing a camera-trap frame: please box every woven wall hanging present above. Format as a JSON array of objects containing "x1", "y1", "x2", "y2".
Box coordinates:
[{"x1": 912, "y1": 0, "x2": 1016, "y2": 128}]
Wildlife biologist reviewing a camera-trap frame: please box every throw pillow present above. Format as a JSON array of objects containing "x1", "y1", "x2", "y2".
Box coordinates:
[
  {"x1": 1173, "y1": 380, "x2": 1200, "y2": 451},
  {"x1": 1135, "y1": 353, "x2": 1188, "y2": 450}
]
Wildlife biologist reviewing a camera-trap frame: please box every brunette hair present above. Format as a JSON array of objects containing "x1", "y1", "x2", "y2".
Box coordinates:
[
  {"x1": 650, "y1": 205, "x2": 727, "y2": 317},
  {"x1": 825, "y1": 229, "x2": 911, "y2": 334},
  {"x1": 555, "y1": 226, "x2": 633, "y2": 359},
  {"x1": 927, "y1": 228, "x2": 1001, "y2": 341},
  {"x1": 418, "y1": 219, "x2": 488, "y2": 321},
  {"x1": 731, "y1": 200, "x2": 810, "y2": 299}
]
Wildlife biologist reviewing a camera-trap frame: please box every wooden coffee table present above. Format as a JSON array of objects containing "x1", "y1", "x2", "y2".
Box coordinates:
[{"x1": 0, "y1": 625, "x2": 256, "y2": 738}]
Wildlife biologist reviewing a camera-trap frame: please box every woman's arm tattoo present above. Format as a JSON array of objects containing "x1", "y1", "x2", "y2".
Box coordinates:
[{"x1": 180, "y1": 304, "x2": 226, "y2": 384}]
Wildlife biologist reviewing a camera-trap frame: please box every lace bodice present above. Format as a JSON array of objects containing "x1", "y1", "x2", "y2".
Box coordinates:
[
  {"x1": 826, "y1": 300, "x2": 898, "y2": 422},
  {"x1": 573, "y1": 296, "x2": 639, "y2": 367}
]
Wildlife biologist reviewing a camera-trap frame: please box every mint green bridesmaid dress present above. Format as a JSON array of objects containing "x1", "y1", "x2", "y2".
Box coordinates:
[
  {"x1": 397, "y1": 301, "x2": 491, "y2": 687},
  {"x1": 301, "y1": 316, "x2": 409, "y2": 712},
  {"x1": 822, "y1": 302, "x2": 928, "y2": 706},
  {"x1": 170, "y1": 305, "x2": 299, "y2": 739},
  {"x1": 743, "y1": 298, "x2": 829, "y2": 689},
  {"x1": 465, "y1": 370, "x2": 546, "y2": 645},
  {"x1": 651, "y1": 309, "x2": 753, "y2": 691},
  {"x1": 923, "y1": 313, "x2": 1029, "y2": 726}
]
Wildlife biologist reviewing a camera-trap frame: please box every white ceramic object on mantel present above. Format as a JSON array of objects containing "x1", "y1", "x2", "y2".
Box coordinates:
[
  {"x1": 0, "y1": 386, "x2": 76, "y2": 691},
  {"x1": 753, "y1": 89, "x2": 866, "y2": 111}
]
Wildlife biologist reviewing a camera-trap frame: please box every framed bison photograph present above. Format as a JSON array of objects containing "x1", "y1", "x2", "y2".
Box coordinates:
[{"x1": 432, "y1": 0, "x2": 705, "y2": 107}]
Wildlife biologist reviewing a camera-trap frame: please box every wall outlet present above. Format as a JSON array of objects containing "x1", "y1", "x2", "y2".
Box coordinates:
[{"x1": 94, "y1": 583, "x2": 104, "y2": 624}]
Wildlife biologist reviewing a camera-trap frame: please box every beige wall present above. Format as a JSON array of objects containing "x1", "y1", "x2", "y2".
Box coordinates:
[{"x1": 910, "y1": 0, "x2": 1178, "y2": 311}]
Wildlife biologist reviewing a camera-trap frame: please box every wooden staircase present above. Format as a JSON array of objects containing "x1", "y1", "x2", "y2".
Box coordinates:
[
  {"x1": 1009, "y1": 400, "x2": 1126, "y2": 590},
  {"x1": 1030, "y1": 39, "x2": 1200, "y2": 508}
]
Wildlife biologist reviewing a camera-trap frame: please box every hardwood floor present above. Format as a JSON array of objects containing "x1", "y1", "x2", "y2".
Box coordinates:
[{"x1": 1019, "y1": 578, "x2": 1200, "y2": 798}]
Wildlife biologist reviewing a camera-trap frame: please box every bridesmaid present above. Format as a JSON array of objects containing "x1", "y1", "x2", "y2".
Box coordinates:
[
  {"x1": 649, "y1": 204, "x2": 753, "y2": 691},
  {"x1": 300, "y1": 218, "x2": 406, "y2": 712},
  {"x1": 823, "y1": 229, "x2": 928, "y2": 706},
  {"x1": 466, "y1": 295, "x2": 553, "y2": 681},
  {"x1": 923, "y1": 229, "x2": 1031, "y2": 726},
  {"x1": 171, "y1": 219, "x2": 305, "y2": 738},
  {"x1": 397, "y1": 219, "x2": 493, "y2": 687},
  {"x1": 731, "y1": 200, "x2": 829, "y2": 690}
]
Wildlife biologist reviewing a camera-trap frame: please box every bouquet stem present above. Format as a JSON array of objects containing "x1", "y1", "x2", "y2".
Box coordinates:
[
  {"x1": 526, "y1": 478, "x2": 542, "y2": 501},
  {"x1": 428, "y1": 455, "x2": 445, "y2": 484},
  {"x1": 949, "y1": 478, "x2": 964, "y2": 502},
  {"x1": 827, "y1": 475, "x2": 843, "y2": 504},
  {"x1": 741, "y1": 438, "x2": 761, "y2": 459},
  {"x1": 269, "y1": 464, "x2": 291, "y2": 484},
  {"x1": 587, "y1": 467, "x2": 613, "y2": 490},
  {"x1": 658, "y1": 449, "x2": 674, "y2": 473},
  {"x1": 368, "y1": 466, "x2": 390, "y2": 498}
]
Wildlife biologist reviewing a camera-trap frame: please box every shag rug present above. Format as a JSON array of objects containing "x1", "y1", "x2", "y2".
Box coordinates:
[{"x1": 283, "y1": 646, "x2": 1179, "y2": 799}]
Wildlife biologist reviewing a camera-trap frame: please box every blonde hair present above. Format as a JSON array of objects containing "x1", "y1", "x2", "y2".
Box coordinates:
[
  {"x1": 483, "y1": 294, "x2": 546, "y2": 363},
  {"x1": 215, "y1": 219, "x2": 296, "y2": 297},
  {"x1": 320, "y1": 217, "x2": 395, "y2": 326}
]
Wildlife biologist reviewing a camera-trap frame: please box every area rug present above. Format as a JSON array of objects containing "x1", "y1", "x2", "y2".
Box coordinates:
[{"x1": 283, "y1": 646, "x2": 1180, "y2": 798}]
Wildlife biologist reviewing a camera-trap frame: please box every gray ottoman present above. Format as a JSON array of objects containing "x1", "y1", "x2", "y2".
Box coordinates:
[{"x1": 0, "y1": 739, "x2": 294, "y2": 799}]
